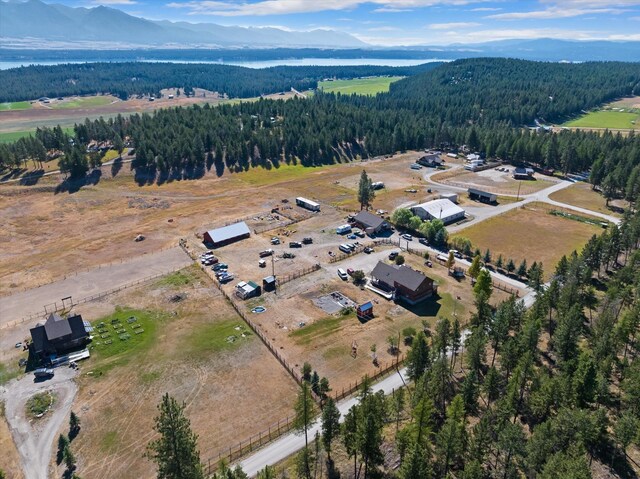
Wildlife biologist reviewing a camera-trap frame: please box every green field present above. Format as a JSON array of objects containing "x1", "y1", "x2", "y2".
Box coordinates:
[
  {"x1": 51, "y1": 96, "x2": 115, "y2": 109},
  {"x1": 318, "y1": 76, "x2": 403, "y2": 96},
  {"x1": 0, "y1": 101, "x2": 32, "y2": 111},
  {"x1": 0, "y1": 127, "x2": 75, "y2": 143},
  {"x1": 564, "y1": 109, "x2": 639, "y2": 129}
]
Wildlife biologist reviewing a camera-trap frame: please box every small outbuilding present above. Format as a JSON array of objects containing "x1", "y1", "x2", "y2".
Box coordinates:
[
  {"x1": 411, "y1": 199, "x2": 465, "y2": 225},
  {"x1": 513, "y1": 167, "x2": 535, "y2": 180},
  {"x1": 353, "y1": 210, "x2": 390, "y2": 235},
  {"x1": 356, "y1": 301, "x2": 374, "y2": 321},
  {"x1": 235, "y1": 281, "x2": 261, "y2": 300},
  {"x1": 203, "y1": 221, "x2": 251, "y2": 248},
  {"x1": 296, "y1": 197, "x2": 321, "y2": 212},
  {"x1": 468, "y1": 188, "x2": 497, "y2": 203},
  {"x1": 262, "y1": 275, "x2": 277, "y2": 292},
  {"x1": 439, "y1": 192, "x2": 458, "y2": 204}
]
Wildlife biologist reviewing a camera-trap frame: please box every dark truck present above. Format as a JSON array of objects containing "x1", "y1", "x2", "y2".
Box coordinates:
[{"x1": 34, "y1": 368, "x2": 54, "y2": 379}]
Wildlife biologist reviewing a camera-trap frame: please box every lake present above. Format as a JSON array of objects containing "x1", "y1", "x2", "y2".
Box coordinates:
[{"x1": 0, "y1": 58, "x2": 448, "y2": 70}]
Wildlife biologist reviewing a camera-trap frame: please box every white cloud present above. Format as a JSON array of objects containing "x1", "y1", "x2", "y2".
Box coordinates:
[
  {"x1": 469, "y1": 7, "x2": 501, "y2": 11},
  {"x1": 165, "y1": 0, "x2": 494, "y2": 17},
  {"x1": 489, "y1": 6, "x2": 628, "y2": 19},
  {"x1": 429, "y1": 21, "x2": 480, "y2": 29}
]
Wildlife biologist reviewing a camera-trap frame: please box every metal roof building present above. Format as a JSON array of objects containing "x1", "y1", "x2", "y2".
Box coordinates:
[
  {"x1": 410, "y1": 199, "x2": 465, "y2": 225},
  {"x1": 203, "y1": 221, "x2": 251, "y2": 247}
]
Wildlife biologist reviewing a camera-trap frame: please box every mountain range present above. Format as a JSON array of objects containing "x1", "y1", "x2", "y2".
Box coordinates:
[{"x1": 0, "y1": 0, "x2": 366, "y2": 48}]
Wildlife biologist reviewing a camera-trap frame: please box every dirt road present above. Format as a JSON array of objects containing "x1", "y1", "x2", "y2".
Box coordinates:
[
  {"x1": 0, "y1": 246, "x2": 191, "y2": 327},
  {"x1": 1, "y1": 367, "x2": 78, "y2": 479}
]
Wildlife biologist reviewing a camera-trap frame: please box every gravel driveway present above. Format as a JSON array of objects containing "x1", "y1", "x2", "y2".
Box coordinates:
[{"x1": 1, "y1": 367, "x2": 78, "y2": 479}]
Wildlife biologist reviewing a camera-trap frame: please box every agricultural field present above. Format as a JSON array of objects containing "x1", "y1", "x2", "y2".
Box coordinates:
[
  {"x1": 318, "y1": 76, "x2": 403, "y2": 96},
  {"x1": 66, "y1": 265, "x2": 297, "y2": 479},
  {"x1": 49, "y1": 95, "x2": 117, "y2": 110},
  {"x1": 548, "y1": 182, "x2": 627, "y2": 217},
  {"x1": 0, "y1": 403, "x2": 23, "y2": 479},
  {"x1": 0, "y1": 101, "x2": 32, "y2": 111},
  {"x1": 453, "y1": 202, "x2": 604, "y2": 277},
  {"x1": 563, "y1": 97, "x2": 640, "y2": 130}
]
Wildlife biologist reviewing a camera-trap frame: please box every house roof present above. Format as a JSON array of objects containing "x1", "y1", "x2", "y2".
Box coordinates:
[
  {"x1": 206, "y1": 221, "x2": 250, "y2": 244},
  {"x1": 263, "y1": 276, "x2": 276, "y2": 284},
  {"x1": 44, "y1": 313, "x2": 72, "y2": 340},
  {"x1": 353, "y1": 210, "x2": 387, "y2": 230},
  {"x1": 468, "y1": 187, "x2": 496, "y2": 197},
  {"x1": 371, "y1": 262, "x2": 432, "y2": 292},
  {"x1": 411, "y1": 199, "x2": 465, "y2": 220},
  {"x1": 357, "y1": 301, "x2": 373, "y2": 312},
  {"x1": 514, "y1": 167, "x2": 534, "y2": 175}
]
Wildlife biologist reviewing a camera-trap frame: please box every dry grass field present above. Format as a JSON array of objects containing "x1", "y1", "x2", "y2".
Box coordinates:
[
  {"x1": 432, "y1": 167, "x2": 557, "y2": 196},
  {"x1": 0, "y1": 402, "x2": 24, "y2": 479},
  {"x1": 548, "y1": 182, "x2": 626, "y2": 217},
  {"x1": 63, "y1": 265, "x2": 297, "y2": 479},
  {"x1": 453, "y1": 202, "x2": 603, "y2": 277},
  {"x1": 0, "y1": 150, "x2": 438, "y2": 295}
]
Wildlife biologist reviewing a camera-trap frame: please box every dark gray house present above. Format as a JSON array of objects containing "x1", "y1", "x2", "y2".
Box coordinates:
[
  {"x1": 353, "y1": 211, "x2": 390, "y2": 235},
  {"x1": 371, "y1": 262, "x2": 436, "y2": 305},
  {"x1": 30, "y1": 313, "x2": 90, "y2": 359}
]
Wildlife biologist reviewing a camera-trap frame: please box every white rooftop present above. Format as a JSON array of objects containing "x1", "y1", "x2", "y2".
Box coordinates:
[{"x1": 412, "y1": 199, "x2": 465, "y2": 219}]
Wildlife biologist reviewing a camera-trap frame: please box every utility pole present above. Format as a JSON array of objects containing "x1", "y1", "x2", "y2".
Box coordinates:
[{"x1": 516, "y1": 180, "x2": 522, "y2": 201}]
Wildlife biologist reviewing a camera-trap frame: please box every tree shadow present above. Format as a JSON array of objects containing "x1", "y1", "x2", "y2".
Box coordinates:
[
  {"x1": 110, "y1": 155, "x2": 123, "y2": 178},
  {"x1": 1, "y1": 167, "x2": 27, "y2": 182},
  {"x1": 55, "y1": 169, "x2": 102, "y2": 194},
  {"x1": 19, "y1": 169, "x2": 45, "y2": 186}
]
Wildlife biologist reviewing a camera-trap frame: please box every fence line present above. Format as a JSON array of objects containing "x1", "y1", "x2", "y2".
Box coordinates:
[
  {"x1": 1, "y1": 266, "x2": 186, "y2": 330},
  {"x1": 0, "y1": 244, "x2": 178, "y2": 299},
  {"x1": 276, "y1": 264, "x2": 321, "y2": 286},
  {"x1": 333, "y1": 352, "x2": 406, "y2": 402},
  {"x1": 328, "y1": 238, "x2": 397, "y2": 264}
]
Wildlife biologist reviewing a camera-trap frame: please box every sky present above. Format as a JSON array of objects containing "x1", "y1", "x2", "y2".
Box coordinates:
[{"x1": 59, "y1": 0, "x2": 640, "y2": 46}]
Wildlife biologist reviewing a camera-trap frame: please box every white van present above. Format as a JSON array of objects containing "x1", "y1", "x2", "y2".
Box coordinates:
[
  {"x1": 337, "y1": 268, "x2": 348, "y2": 280},
  {"x1": 339, "y1": 244, "x2": 352, "y2": 254}
]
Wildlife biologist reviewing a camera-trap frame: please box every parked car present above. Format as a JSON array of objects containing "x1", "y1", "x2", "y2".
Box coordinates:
[
  {"x1": 283, "y1": 252, "x2": 296, "y2": 259},
  {"x1": 289, "y1": 241, "x2": 302, "y2": 248},
  {"x1": 203, "y1": 257, "x2": 219, "y2": 266},
  {"x1": 364, "y1": 247, "x2": 374, "y2": 254},
  {"x1": 354, "y1": 230, "x2": 365, "y2": 238},
  {"x1": 419, "y1": 238, "x2": 428, "y2": 246},
  {"x1": 401, "y1": 234, "x2": 413, "y2": 241},
  {"x1": 410, "y1": 163, "x2": 423, "y2": 170},
  {"x1": 347, "y1": 268, "x2": 355, "y2": 276},
  {"x1": 302, "y1": 237, "x2": 313, "y2": 244},
  {"x1": 219, "y1": 274, "x2": 234, "y2": 283},
  {"x1": 347, "y1": 234, "x2": 357, "y2": 240},
  {"x1": 337, "y1": 268, "x2": 348, "y2": 280},
  {"x1": 389, "y1": 251, "x2": 399, "y2": 260},
  {"x1": 213, "y1": 263, "x2": 228, "y2": 271},
  {"x1": 450, "y1": 249, "x2": 463, "y2": 259},
  {"x1": 259, "y1": 260, "x2": 267, "y2": 268},
  {"x1": 271, "y1": 237, "x2": 281, "y2": 245},
  {"x1": 259, "y1": 249, "x2": 274, "y2": 258},
  {"x1": 425, "y1": 260, "x2": 433, "y2": 267},
  {"x1": 34, "y1": 368, "x2": 54, "y2": 379}
]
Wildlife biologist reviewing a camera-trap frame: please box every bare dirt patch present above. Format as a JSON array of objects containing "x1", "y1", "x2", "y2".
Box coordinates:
[
  {"x1": 548, "y1": 182, "x2": 627, "y2": 217},
  {"x1": 432, "y1": 168, "x2": 558, "y2": 196}
]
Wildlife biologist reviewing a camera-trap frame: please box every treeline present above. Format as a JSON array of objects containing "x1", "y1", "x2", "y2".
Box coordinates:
[{"x1": 0, "y1": 62, "x2": 440, "y2": 103}]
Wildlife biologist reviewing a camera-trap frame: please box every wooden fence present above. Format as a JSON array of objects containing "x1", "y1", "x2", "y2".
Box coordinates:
[
  {"x1": 276, "y1": 264, "x2": 321, "y2": 286},
  {"x1": 328, "y1": 238, "x2": 396, "y2": 264},
  {"x1": 333, "y1": 353, "x2": 406, "y2": 402},
  {"x1": 1, "y1": 266, "x2": 186, "y2": 331}
]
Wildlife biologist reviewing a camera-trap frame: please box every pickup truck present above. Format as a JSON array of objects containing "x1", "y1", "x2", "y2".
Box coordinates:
[
  {"x1": 302, "y1": 237, "x2": 313, "y2": 244},
  {"x1": 259, "y1": 249, "x2": 274, "y2": 258},
  {"x1": 289, "y1": 242, "x2": 302, "y2": 248},
  {"x1": 34, "y1": 368, "x2": 54, "y2": 379}
]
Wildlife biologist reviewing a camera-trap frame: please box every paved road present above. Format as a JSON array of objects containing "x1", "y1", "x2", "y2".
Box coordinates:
[
  {"x1": 0, "y1": 246, "x2": 191, "y2": 327},
  {"x1": 1, "y1": 367, "x2": 78, "y2": 479},
  {"x1": 239, "y1": 367, "x2": 410, "y2": 477}
]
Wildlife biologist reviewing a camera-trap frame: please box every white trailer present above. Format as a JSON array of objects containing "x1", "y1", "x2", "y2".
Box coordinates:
[{"x1": 296, "y1": 197, "x2": 320, "y2": 212}]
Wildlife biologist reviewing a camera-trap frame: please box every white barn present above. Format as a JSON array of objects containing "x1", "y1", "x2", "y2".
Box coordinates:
[{"x1": 411, "y1": 199, "x2": 465, "y2": 225}]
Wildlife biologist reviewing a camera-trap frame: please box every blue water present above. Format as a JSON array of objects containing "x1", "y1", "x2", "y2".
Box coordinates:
[{"x1": 0, "y1": 58, "x2": 448, "y2": 70}]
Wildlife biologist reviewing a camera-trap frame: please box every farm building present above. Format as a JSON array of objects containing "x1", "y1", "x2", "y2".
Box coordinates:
[
  {"x1": 513, "y1": 167, "x2": 535, "y2": 180},
  {"x1": 357, "y1": 301, "x2": 374, "y2": 321},
  {"x1": 439, "y1": 192, "x2": 458, "y2": 204},
  {"x1": 466, "y1": 153, "x2": 481, "y2": 162},
  {"x1": 417, "y1": 153, "x2": 442, "y2": 167},
  {"x1": 370, "y1": 262, "x2": 436, "y2": 305},
  {"x1": 411, "y1": 199, "x2": 465, "y2": 225},
  {"x1": 296, "y1": 197, "x2": 320, "y2": 212},
  {"x1": 203, "y1": 222, "x2": 251, "y2": 247},
  {"x1": 30, "y1": 313, "x2": 91, "y2": 359},
  {"x1": 235, "y1": 281, "x2": 261, "y2": 300},
  {"x1": 353, "y1": 211, "x2": 390, "y2": 235},
  {"x1": 468, "y1": 188, "x2": 497, "y2": 203}
]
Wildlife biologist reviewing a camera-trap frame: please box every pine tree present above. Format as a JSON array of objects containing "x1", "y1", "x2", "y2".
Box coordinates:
[
  {"x1": 468, "y1": 254, "x2": 482, "y2": 280},
  {"x1": 146, "y1": 394, "x2": 204, "y2": 479},
  {"x1": 357, "y1": 170, "x2": 375, "y2": 210},
  {"x1": 293, "y1": 382, "x2": 315, "y2": 479},
  {"x1": 69, "y1": 411, "x2": 81, "y2": 440},
  {"x1": 321, "y1": 398, "x2": 341, "y2": 461}
]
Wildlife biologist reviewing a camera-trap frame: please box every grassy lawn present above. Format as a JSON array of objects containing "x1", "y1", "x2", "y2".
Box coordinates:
[
  {"x1": 25, "y1": 391, "x2": 56, "y2": 419},
  {"x1": 0, "y1": 101, "x2": 32, "y2": 111},
  {"x1": 549, "y1": 182, "x2": 625, "y2": 217},
  {"x1": 154, "y1": 266, "x2": 202, "y2": 288},
  {"x1": 0, "y1": 362, "x2": 21, "y2": 386},
  {"x1": 233, "y1": 162, "x2": 330, "y2": 186},
  {"x1": 183, "y1": 319, "x2": 253, "y2": 359},
  {"x1": 88, "y1": 307, "x2": 167, "y2": 376},
  {"x1": 290, "y1": 312, "x2": 354, "y2": 346},
  {"x1": 564, "y1": 109, "x2": 639, "y2": 129},
  {"x1": 454, "y1": 202, "x2": 603, "y2": 277},
  {"x1": 0, "y1": 127, "x2": 75, "y2": 143},
  {"x1": 319, "y1": 76, "x2": 403, "y2": 96},
  {"x1": 51, "y1": 96, "x2": 115, "y2": 110}
]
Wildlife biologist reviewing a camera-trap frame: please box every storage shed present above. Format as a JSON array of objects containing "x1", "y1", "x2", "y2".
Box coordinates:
[
  {"x1": 203, "y1": 222, "x2": 251, "y2": 247},
  {"x1": 468, "y1": 188, "x2": 497, "y2": 203},
  {"x1": 263, "y1": 276, "x2": 277, "y2": 292}
]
